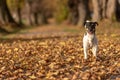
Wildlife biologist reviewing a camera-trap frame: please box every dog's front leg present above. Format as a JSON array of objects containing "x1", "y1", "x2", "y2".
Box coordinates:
[
  {"x1": 92, "y1": 45, "x2": 98, "y2": 58},
  {"x1": 83, "y1": 41, "x2": 88, "y2": 59}
]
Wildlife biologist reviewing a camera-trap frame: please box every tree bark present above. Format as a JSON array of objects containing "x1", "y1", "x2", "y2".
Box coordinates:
[
  {"x1": 92, "y1": 0, "x2": 101, "y2": 21},
  {"x1": 26, "y1": 0, "x2": 48, "y2": 25},
  {"x1": 26, "y1": 0, "x2": 33, "y2": 25},
  {"x1": 0, "y1": 3, "x2": 4, "y2": 24},
  {"x1": 17, "y1": 0, "x2": 22, "y2": 25},
  {"x1": 34, "y1": 12, "x2": 38, "y2": 25},
  {"x1": 116, "y1": 0, "x2": 120, "y2": 21},
  {"x1": 67, "y1": 0, "x2": 79, "y2": 25},
  {"x1": 77, "y1": 0, "x2": 90, "y2": 26},
  {"x1": 106, "y1": 0, "x2": 116, "y2": 20},
  {"x1": 0, "y1": 0, "x2": 16, "y2": 24},
  {"x1": 101, "y1": 0, "x2": 107, "y2": 19}
]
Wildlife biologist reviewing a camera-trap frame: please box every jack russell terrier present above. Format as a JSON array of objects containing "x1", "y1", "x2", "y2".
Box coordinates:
[{"x1": 83, "y1": 20, "x2": 98, "y2": 59}]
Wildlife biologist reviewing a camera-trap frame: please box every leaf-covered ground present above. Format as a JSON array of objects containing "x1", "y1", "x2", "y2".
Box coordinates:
[{"x1": 0, "y1": 23, "x2": 120, "y2": 80}]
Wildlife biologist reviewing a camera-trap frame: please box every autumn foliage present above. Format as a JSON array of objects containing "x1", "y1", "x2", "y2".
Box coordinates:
[{"x1": 0, "y1": 23, "x2": 120, "y2": 80}]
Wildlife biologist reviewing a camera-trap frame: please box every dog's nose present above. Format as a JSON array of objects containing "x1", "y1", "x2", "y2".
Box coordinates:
[{"x1": 90, "y1": 29, "x2": 93, "y2": 31}]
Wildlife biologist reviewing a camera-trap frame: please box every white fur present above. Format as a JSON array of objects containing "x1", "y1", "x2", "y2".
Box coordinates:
[
  {"x1": 85, "y1": 20, "x2": 90, "y2": 28},
  {"x1": 83, "y1": 33, "x2": 98, "y2": 59},
  {"x1": 86, "y1": 20, "x2": 90, "y2": 22}
]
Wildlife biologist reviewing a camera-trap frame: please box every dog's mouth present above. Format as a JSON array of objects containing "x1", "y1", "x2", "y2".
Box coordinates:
[
  {"x1": 88, "y1": 31, "x2": 94, "y2": 34},
  {"x1": 86, "y1": 28, "x2": 95, "y2": 34}
]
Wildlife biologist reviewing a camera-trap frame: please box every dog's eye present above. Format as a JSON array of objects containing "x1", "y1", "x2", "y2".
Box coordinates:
[
  {"x1": 93, "y1": 29, "x2": 95, "y2": 31},
  {"x1": 86, "y1": 28, "x2": 89, "y2": 30}
]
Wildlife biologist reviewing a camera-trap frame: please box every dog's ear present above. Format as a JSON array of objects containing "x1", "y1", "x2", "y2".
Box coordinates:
[
  {"x1": 83, "y1": 22, "x2": 86, "y2": 28},
  {"x1": 94, "y1": 22, "x2": 98, "y2": 26}
]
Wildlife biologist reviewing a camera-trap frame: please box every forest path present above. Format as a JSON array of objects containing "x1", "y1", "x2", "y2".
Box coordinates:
[{"x1": 1, "y1": 24, "x2": 82, "y2": 40}]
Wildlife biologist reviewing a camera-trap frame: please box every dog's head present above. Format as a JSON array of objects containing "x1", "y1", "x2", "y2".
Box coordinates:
[{"x1": 84, "y1": 20, "x2": 98, "y2": 34}]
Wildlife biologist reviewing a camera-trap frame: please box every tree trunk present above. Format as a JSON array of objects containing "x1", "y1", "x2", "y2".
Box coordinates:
[
  {"x1": 0, "y1": 3, "x2": 4, "y2": 24},
  {"x1": 26, "y1": 0, "x2": 33, "y2": 25},
  {"x1": 106, "y1": 0, "x2": 116, "y2": 20},
  {"x1": 0, "y1": 0, "x2": 6, "y2": 23},
  {"x1": 34, "y1": 12, "x2": 38, "y2": 25},
  {"x1": 0, "y1": 0, "x2": 16, "y2": 24},
  {"x1": 0, "y1": 0, "x2": 17, "y2": 33},
  {"x1": 40, "y1": 12, "x2": 48, "y2": 24},
  {"x1": 17, "y1": 7, "x2": 22, "y2": 25},
  {"x1": 17, "y1": 0, "x2": 22, "y2": 25},
  {"x1": 92, "y1": 0, "x2": 101, "y2": 21},
  {"x1": 67, "y1": 0, "x2": 79, "y2": 25},
  {"x1": 116, "y1": 0, "x2": 120, "y2": 21},
  {"x1": 77, "y1": 0, "x2": 90, "y2": 26},
  {"x1": 28, "y1": 4, "x2": 33, "y2": 25},
  {"x1": 101, "y1": 0, "x2": 107, "y2": 19}
]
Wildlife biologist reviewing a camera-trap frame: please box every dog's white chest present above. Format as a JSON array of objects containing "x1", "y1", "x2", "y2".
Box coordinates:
[{"x1": 83, "y1": 34, "x2": 95, "y2": 47}]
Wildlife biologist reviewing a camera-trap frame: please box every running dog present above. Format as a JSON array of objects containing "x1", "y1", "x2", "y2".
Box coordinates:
[{"x1": 83, "y1": 20, "x2": 98, "y2": 59}]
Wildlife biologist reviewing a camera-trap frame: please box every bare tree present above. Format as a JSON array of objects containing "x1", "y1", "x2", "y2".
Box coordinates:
[
  {"x1": 0, "y1": 0, "x2": 16, "y2": 24},
  {"x1": 92, "y1": 0, "x2": 101, "y2": 21},
  {"x1": 26, "y1": 0, "x2": 48, "y2": 25},
  {"x1": 101, "y1": 0, "x2": 107, "y2": 19},
  {"x1": 67, "y1": 0, "x2": 90, "y2": 26},
  {"x1": 0, "y1": 0, "x2": 18, "y2": 33},
  {"x1": 16, "y1": 0, "x2": 23, "y2": 25},
  {"x1": 106, "y1": 0, "x2": 117, "y2": 20},
  {"x1": 68, "y1": 0, "x2": 79, "y2": 25},
  {"x1": 77, "y1": 0, "x2": 90, "y2": 26},
  {"x1": 92, "y1": 0, "x2": 117, "y2": 21},
  {"x1": 116, "y1": 0, "x2": 120, "y2": 21}
]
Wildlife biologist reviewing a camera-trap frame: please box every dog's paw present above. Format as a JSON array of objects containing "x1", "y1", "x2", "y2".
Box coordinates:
[{"x1": 82, "y1": 59, "x2": 89, "y2": 63}]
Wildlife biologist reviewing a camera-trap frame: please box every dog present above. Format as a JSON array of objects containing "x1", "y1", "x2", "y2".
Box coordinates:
[{"x1": 83, "y1": 20, "x2": 98, "y2": 59}]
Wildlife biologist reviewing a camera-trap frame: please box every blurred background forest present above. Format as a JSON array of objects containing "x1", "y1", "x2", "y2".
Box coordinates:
[{"x1": 0, "y1": 0, "x2": 120, "y2": 33}]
